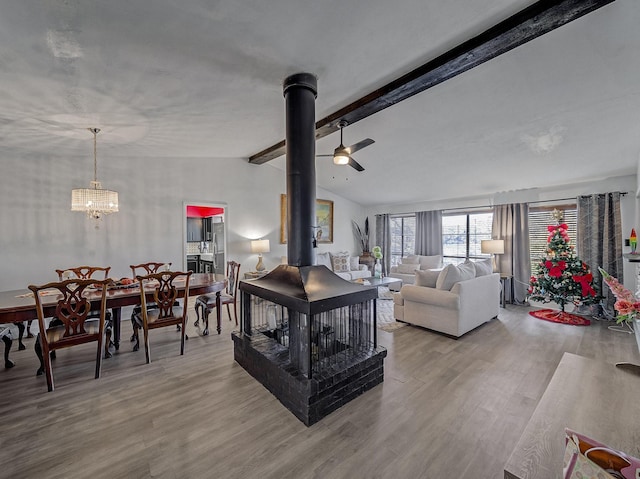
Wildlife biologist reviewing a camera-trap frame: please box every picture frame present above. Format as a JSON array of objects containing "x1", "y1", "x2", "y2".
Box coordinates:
[{"x1": 280, "y1": 194, "x2": 333, "y2": 244}]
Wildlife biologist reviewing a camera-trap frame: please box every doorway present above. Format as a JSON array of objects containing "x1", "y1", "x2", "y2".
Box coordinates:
[{"x1": 183, "y1": 202, "x2": 227, "y2": 274}]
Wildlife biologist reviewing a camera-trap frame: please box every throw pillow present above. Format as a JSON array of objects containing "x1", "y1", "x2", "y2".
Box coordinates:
[
  {"x1": 396, "y1": 263, "x2": 420, "y2": 274},
  {"x1": 472, "y1": 258, "x2": 493, "y2": 277},
  {"x1": 418, "y1": 255, "x2": 442, "y2": 270},
  {"x1": 331, "y1": 253, "x2": 351, "y2": 273},
  {"x1": 401, "y1": 255, "x2": 420, "y2": 264},
  {"x1": 415, "y1": 269, "x2": 440, "y2": 288},
  {"x1": 349, "y1": 256, "x2": 360, "y2": 271},
  {"x1": 436, "y1": 262, "x2": 475, "y2": 290},
  {"x1": 316, "y1": 252, "x2": 332, "y2": 270}
]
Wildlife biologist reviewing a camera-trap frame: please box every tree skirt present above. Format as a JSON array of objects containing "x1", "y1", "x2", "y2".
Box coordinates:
[{"x1": 529, "y1": 308, "x2": 591, "y2": 326}]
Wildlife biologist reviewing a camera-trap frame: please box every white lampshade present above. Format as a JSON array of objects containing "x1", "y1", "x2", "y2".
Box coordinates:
[
  {"x1": 481, "y1": 239, "x2": 505, "y2": 255},
  {"x1": 251, "y1": 239, "x2": 270, "y2": 254},
  {"x1": 251, "y1": 239, "x2": 270, "y2": 271}
]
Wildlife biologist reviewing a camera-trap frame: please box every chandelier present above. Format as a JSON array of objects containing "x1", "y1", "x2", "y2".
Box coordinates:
[{"x1": 71, "y1": 128, "x2": 119, "y2": 219}]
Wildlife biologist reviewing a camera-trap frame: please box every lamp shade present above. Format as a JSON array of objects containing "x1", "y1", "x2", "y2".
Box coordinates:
[
  {"x1": 481, "y1": 239, "x2": 504, "y2": 255},
  {"x1": 251, "y1": 239, "x2": 270, "y2": 254}
]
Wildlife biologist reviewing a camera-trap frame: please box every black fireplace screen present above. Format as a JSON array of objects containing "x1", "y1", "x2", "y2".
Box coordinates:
[{"x1": 241, "y1": 289, "x2": 376, "y2": 379}]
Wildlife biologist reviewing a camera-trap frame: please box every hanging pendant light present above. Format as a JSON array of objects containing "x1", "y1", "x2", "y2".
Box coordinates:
[{"x1": 71, "y1": 128, "x2": 119, "y2": 220}]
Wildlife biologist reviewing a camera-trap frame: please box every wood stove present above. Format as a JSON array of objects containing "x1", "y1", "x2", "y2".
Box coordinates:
[
  {"x1": 232, "y1": 265, "x2": 386, "y2": 425},
  {"x1": 231, "y1": 72, "x2": 387, "y2": 426}
]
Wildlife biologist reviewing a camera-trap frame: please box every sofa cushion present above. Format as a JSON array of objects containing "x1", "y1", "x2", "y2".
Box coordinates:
[
  {"x1": 349, "y1": 269, "x2": 371, "y2": 280},
  {"x1": 402, "y1": 255, "x2": 420, "y2": 264},
  {"x1": 331, "y1": 252, "x2": 351, "y2": 273},
  {"x1": 436, "y1": 262, "x2": 475, "y2": 290},
  {"x1": 396, "y1": 263, "x2": 420, "y2": 274},
  {"x1": 334, "y1": 271, "x2": 351, "y2": 280},
  {"x1": 418, "y1": 255, "x2": 442, "y2": 270},
  {"x1": 349, "y1": 256, "x2": 360, "y2": 271},
  {"x1": 472, "y1": 258, "x2": 493, "y2": 277},
  {"x1": 415, "y1": 269, "x2": 439, "y2": 287},
  {"x1": 316, "y1": 252, "x2": 332, "y2": 270}
]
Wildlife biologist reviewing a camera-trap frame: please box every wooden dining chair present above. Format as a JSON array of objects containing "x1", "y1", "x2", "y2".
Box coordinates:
[
  {"x1": 131, "y1": 271, "x2": 191, "y2": 363},
  {"x1": 56, "y1": 266, "x2": 114, "y2": 358},
  {"x1": 194, "y1": 261, "x2": 240, "y2": 335},
  {"x1": 29, "y1": 278, "x2": 109, "y2": 392},
  {"x1": 129, "y1": 262, "x2": 173, "y2": 342}
]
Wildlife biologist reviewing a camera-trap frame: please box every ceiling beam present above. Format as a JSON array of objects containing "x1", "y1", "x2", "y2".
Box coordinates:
[{"x1": 248, "y1": 0, "x2": 615, "y2": 165}]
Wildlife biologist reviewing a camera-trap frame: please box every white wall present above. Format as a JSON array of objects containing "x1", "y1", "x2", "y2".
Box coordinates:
[
  {"x1": 0, "y1": 152, "x2": 365, "y2": 291},
  {"x1": 365, "y1": 174, "x2": 638, "y2": 289}
]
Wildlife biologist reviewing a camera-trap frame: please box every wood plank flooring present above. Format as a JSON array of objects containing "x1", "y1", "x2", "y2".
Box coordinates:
[{"x1": 1, "y1": 303, "x2": 638, "y2": 479}]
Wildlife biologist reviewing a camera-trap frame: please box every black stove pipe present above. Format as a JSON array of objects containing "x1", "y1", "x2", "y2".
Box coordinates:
[{"x1": 283, "y1": 73, "x2": 317, "y2": 267}]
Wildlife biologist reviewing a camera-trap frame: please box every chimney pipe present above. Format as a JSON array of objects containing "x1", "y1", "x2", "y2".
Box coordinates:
[{"x1": 283, "y1": 73, "x2": 317, "y2": 267}]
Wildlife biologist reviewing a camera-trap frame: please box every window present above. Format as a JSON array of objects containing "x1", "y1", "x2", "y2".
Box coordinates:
[
  {"x1": 442, "y1": 212, "x2": 493, "y2": 264},
  {"x1": 528, "y1": 205, "x2": 578, "y2": 273},
  {"x1": 390, "y1": 215, "x2": 416, "y2": 267}
]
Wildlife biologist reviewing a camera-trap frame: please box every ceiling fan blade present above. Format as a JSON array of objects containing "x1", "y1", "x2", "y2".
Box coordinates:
[
  {"x1": 348, "y1": 157, "x2": 365, "y2": 172},
  {"x1": 344, "y1": 138, "x2": 374, "y2": 155},
  {"x1": 316, "y1": 154, "x2": 333, "y2": 157}
]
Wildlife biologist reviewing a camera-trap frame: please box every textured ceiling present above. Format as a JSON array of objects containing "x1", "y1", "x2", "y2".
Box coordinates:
[{"x1": 0, "y1": 0, "x2": 637, "y2": 206}]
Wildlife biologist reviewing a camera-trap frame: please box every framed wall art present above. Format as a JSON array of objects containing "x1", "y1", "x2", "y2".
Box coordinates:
[{"x1": 280, "y1": 194, "x2": 333, "y2": 244}]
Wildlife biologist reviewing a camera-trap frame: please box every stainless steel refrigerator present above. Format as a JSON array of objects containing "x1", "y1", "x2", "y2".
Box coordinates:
[{"x1": 212, "y1": 221, "x2": 225, "y2": 274}]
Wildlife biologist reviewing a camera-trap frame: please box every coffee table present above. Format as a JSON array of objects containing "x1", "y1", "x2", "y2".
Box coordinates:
[{"x1": 352, "y1": 276, "x2": 402, "y2": 295}]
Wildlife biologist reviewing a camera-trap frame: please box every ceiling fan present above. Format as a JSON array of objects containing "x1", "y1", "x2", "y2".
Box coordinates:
[{"x1": 317, "y1": 120, "x2": 374, "y2": 172}]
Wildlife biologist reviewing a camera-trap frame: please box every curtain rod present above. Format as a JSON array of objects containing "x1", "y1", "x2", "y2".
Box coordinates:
[
  {"x1": 383, "y1": 192, "x2": 628, "y2": 216},
  {"x1": 528, "y1": 191, "x2": 627, "y2": 206}
]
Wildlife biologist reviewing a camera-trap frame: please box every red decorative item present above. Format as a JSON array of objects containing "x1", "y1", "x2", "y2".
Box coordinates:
[{"x1": 529, "y1": 309, "x2": 591, "y2": 326}]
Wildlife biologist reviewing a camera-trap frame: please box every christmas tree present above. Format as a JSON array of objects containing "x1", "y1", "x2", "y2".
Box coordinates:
[{"x1": 528, "y1": 210, "x2": 599, "y2": 315}]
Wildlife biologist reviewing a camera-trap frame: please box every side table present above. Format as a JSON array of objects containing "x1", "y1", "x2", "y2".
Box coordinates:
[
  {"x1": 499, "y1": 274, "x2": 513, "y2": 308},
  {"x1": 244, "y1": 271, "x2": 269, "y2": 280}
]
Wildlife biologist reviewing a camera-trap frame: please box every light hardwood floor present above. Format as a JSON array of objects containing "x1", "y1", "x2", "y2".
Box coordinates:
[{"x1": 1, "y1": 302, "x2": 638, "y2": 479}]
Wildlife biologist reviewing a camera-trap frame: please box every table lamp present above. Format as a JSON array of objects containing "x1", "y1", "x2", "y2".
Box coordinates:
[
  {"x1": 251, "y1": 239, "x2": 270, "y2": 271},
  {"x1": 481, "y1": 239, "x2": 505, "y2": 273}
]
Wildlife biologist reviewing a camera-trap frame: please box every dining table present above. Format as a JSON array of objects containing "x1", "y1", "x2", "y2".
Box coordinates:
[{"x1": 0, "y1": 273, "x2": 228, "y2": 355}]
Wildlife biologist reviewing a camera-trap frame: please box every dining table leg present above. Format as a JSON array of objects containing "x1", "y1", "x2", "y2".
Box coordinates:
[
  {"x1": 15, "y1": 321, "x2": 26, "y2": 350},
  {"x1": 112, "y1": 307, "x2": 121, "y2": 351},
  {"x1": 216, "y1": 291, "x2": 222, "y2": 334}
]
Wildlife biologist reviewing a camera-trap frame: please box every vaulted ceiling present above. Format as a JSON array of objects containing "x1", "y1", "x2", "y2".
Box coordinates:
[{"x1": 1, "y1": 0, "x2": 637, "y2": 206}]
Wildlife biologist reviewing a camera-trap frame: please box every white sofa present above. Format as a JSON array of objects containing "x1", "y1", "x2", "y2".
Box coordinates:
[
  {"x1": 388, "y1": 254, "x2": 443, "y2": 289},
  {"x1": 315, "y1": 251, "x2": 371, "y2": 281},
  {"x1": 393, "y1": 260, "x2": 500, "y2": 337}
]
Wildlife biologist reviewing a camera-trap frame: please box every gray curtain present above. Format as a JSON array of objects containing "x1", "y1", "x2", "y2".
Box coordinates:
[
  {"x1": 492, "y1": 203, "x2": 530, "y2": 304},
  {"x1": 577, "y1": 192, "x2": 623, "y2": 317},
  {"x1": 375, "y1": 214, "x2": 391, "y2": 275},
  {"x1": 415, "y1": 210, "x2": 443, "y2": 256}
]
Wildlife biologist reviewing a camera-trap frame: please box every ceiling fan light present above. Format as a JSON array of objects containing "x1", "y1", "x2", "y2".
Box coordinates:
[{"x1": 333, "y1": 153, "x2": 349, "y2": 165}]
